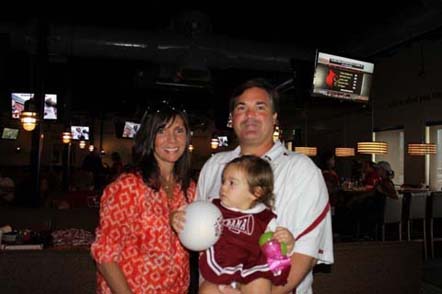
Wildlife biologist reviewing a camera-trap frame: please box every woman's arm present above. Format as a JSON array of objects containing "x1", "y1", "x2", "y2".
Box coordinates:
[{"x1": 97, "y1": 261, "x2": 133, "y2": 294}]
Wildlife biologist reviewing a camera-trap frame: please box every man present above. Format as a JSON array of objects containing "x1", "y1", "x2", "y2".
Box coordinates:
[{"x1": 197, "y1": 78, "x2": 334, "y2": 293}]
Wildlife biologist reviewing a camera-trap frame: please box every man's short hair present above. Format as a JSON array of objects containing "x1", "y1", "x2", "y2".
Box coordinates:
[{"x1": 229, "y1": 78, "x2": 279, "y2": 114}]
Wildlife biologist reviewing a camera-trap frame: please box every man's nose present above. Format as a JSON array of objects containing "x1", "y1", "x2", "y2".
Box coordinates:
[{"x1": 245, "y1": 108, "x2": 256, "y2": 118}]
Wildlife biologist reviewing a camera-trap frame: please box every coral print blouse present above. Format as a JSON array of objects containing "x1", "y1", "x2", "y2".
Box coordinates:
[{"x1": 91, "y1": 173, "x2": 196, "y2": 294}]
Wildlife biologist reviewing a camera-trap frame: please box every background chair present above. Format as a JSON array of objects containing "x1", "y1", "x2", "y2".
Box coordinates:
[
  {"x1": 430, "y1": 191, "x2": 442, "y2": 258},
  {"x1": 381, "y1": 196, "x2": 403, "y2": 241},
  {"x1": 408, "y1": 192, "x2": 429, "y2": 259}
]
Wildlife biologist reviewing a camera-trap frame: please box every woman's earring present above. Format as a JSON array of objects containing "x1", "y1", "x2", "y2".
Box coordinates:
[{"x1": 226, "y1": 113, "x2": 233, "y2": 128}]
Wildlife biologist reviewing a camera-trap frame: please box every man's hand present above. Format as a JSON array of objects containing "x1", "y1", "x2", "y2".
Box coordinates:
[{"x1": 218, "y1": 284, "x2": 242, "y2": 294}]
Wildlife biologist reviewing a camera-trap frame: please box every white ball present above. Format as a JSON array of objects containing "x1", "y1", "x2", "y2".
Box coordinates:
[{"x1": 179, "y1": 201, "x2": 223, "y2": 251}]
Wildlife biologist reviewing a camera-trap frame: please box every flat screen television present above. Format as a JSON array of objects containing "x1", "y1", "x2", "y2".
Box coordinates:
[
  {"x1": 122, "y1": 121, "x2": 140, "y2": 138},
  {"x1": 1, "y1": 128, "x2": 19, "y2": 140},
  {"x1": 312, "y1": 51, "x2": 374, "y2": 103},
  {"x1": 70, "y1": 126, "x2": 90, "y2": 140},
  {"x1": 217, "y1": 135, "x2": 229, "y2": 147},
  {"x1": 11, "y1": 93, "x2": 58, "y2": 120}
]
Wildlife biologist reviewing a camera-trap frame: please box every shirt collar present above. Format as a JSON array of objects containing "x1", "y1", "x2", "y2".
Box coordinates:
[{"x1": 226, "y1": 140, "x2": 286, "y2": 163}]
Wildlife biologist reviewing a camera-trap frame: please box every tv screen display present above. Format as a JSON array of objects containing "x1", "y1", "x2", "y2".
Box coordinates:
[
  {"x1": 218, "y1": 136, "x2": 228, "y2": 147},
  {"x1": 122, "y1": 121, "x2": 140, "y2": 138},
  {"x1": 312, "y1": 52, "x2": 374, "y2": 102},
  {"x1": 71, "y1": 126, "x2": 90, "y2": 140},
  {"x1": 1, "y1": 128, "x2": 19, "y2": 140},
  {"x1": 11, "y1": 93, "x2": 58, "y2": 120}
]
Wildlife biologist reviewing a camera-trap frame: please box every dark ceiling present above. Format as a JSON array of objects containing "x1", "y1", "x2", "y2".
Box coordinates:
[{"x1": 1, "y1": 3, "x2": 442, "y2": 129}]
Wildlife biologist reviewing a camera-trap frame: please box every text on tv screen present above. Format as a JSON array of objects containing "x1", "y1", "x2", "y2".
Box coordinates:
[{"x1": 312, "y1": 52, "x2": 374, "y2": 102}]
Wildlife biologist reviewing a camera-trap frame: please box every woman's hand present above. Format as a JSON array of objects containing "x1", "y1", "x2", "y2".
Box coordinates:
[
  {"x1": 273, "y1": 226, "x2": 295, "y2": 254},
  {"x1": 170, "y1": 205, "x2": 186, "y2": 233}
]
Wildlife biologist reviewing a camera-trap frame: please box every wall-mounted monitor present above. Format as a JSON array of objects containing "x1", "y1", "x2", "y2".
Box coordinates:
[
  {"x1": 11, "y1": 93, "x2": 58, "y2": 120},
  {"x1": 122, "y1": 121, "x2": 140, "y2": 138},
  {"x1": 217, "y1": 135, "x2": 229, "y2": 147},
  {"x1": 70, "y1": 126, "x2": 90, "y2": 140},
  {"x1": 312, "y1": 52, "x2": 374, "y2": 103},
  {"x1": 1, "y1": 128, "x2": 19, "y2": 140}
]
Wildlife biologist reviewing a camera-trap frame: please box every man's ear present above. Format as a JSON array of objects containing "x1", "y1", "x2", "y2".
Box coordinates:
[{"x1": 272, "y1": 113, "x2": 278, "y2": 126}]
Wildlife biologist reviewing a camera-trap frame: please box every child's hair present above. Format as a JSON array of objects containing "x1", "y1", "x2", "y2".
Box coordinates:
[{"x1": 223, "y1": 155, "x2": 274, "y2": 208}]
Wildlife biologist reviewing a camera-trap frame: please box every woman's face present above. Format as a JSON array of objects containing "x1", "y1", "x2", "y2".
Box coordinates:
[{"x1": 154, "y1": 116, "x2": 187, "y2": 168}]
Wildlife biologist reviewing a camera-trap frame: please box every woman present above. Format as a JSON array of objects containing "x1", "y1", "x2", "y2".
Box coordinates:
[{"x1": 91, "y1": 104, "x2": 195, "y2": 294}]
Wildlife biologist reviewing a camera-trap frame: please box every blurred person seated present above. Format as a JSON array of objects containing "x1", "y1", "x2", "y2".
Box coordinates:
[
  {"x1": 320, "y1": 151, "x2": 340, "y2": 206},
  {"x1": 375, "y1": 161, "x2": 398, "y2": 200},
  {"x1": 109, "y1": 151, "x2": 123, "y2": 180},
  {"x1": 346, "y1": 161, "x2": 398, "y2": 240},
  {"x1": 82, "y1": 149, "x2": 106, "y2": 192},
  {"x1": 361, "y1": 160, "x2": 380, "y2": 191},
  {"x1": 0, "y1": 168, "x2": 15, "y2": 205}
]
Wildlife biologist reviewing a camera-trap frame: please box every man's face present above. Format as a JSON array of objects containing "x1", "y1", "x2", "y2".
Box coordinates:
[{"x1": 231, "y1": 87, "x2": 277, "y2": 147}]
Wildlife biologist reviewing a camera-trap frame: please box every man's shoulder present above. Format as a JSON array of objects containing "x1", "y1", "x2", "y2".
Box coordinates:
[
  {"x1": 203, "y1": 150, "x2": 237, "y2": 167},
  {"x1": 275, "y1": 149, "x2": 318, "y2": 170}
]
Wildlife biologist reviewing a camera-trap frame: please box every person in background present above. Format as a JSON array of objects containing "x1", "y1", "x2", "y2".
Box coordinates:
[
  {"x1": 195, "y1": 78, "x2": 333, "y2": 294},
  {"x1": 0, "y1": 168, "x2": 15, "y2": 205},
  {"x1": 82, "y1": 149, "x2": 106, "y2": 193},
  {"x1": 198, "y1": 155, "x2": 294, "y2": 294},
  {"x1": 320, "y1": 151, "x2": 340, "y2": 207},
  {"x1": 361, "y1": 160, "x2": 380, "y2": 191},
  {"x1": 375, "y1": 161, "x2": 398, "y2": 200},
  {"x1": 109, "y1": 151, "x2": 124, "y2": 180},
  {"x1": 91, "y1": 104, "x2": 196, "y2": 294}
]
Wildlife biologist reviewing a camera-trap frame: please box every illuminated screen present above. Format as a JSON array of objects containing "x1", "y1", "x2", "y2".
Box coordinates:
[
  {"x1": 70, "y1": 126, "x2": 90, "y2": 140},
  {"x1": 218, "y1": 136, "x2": 228, "y2": 147},
  {"x1": 312, "y1": 52, "x2": 374, "y2": 102},
  {"x1": 1, "y1": 128, "x2": 19, "y2": 140},
  {"x1": 122, "y1": 121, "x2": 140, "y2": 138},
  {"x1": 11, "y1": 93, "x2": 58, "y2": 120}
]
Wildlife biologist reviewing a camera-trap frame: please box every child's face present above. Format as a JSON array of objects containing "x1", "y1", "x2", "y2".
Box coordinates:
[{"x1": 220, "y1": 165, "x2": 256, "y2": 210}]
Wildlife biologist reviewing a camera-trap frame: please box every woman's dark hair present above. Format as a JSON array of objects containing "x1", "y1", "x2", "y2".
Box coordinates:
[
  {"x1": 229, "y1": 78, "x2": 279, "y2": 114},
  {"x1": 131, "y1": 104, "x2": 191, "y2": 199},
  {"x1": 223, "y1": 155, "x2": 274, "y2": 208}
]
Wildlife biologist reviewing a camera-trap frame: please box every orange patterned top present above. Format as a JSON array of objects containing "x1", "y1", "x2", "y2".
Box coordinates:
[{"x1": 91, "y1": 173, "x2": 196, "y2": 294}]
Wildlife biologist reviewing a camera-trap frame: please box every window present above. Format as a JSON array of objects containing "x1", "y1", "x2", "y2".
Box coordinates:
[
  {"x1": 429, "y1": 125, "x2": 442, "y2": 191},
  {"x1": 374, "y1": 129, "x2": 404, "y2": 186}
]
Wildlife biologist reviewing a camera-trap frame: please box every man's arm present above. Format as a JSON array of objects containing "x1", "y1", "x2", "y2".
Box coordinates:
[
  {"x1": 271, "y1": 253, "x2": 316, "y2": 294},
  {"x1": 96, "y1": 261, "x2": 133, "y2": 294}
]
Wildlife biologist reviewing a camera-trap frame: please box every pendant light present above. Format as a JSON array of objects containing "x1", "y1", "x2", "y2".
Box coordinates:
[
  {"x1": 335, "y1": 113, "x2": 355, "y2": 157},
  {"x1": 295, "y1": 110, "x2": 317, "y2": 157},
  {"x1": 357, "y1": 99, "x2": 388, "y2": 154}
]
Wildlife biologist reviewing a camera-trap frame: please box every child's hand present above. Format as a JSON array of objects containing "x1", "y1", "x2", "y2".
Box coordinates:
[
  {"x1": 170, "y1": 205, "x2": 186, "y2": 233},
  {"x1": 273, "y1": 226, "x2": 295, "y2": 254}
]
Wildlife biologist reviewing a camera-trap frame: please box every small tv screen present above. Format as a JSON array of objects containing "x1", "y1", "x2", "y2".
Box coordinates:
[
  {"x1": 71, "y1": 126, "x2": 90, "y2": 140},
  {"x1": 122, "y1": 121, "x2": 140, "y2": 138},
  {"x1": 11, "y1": 93, "x2": 58, "y2": 120},
  {"x1": 312, "y1": 52, "x2": 374, "y2": 102},
  {"x1": 218, "y1": 136, "x2": 228, "y2": 147},
  {"x1": 1, "y1": 128, "x2": 19, "y2": 140}
]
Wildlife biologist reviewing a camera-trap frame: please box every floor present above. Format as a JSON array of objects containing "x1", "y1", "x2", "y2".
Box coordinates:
[{"x1": 423, "y1": 257, "x2": 442, "y2": 294}]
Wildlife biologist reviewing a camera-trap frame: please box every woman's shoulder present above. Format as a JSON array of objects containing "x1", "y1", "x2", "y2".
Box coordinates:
[{"x1": 108, "y1": 172, "x2": 144, "y2": 190}]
